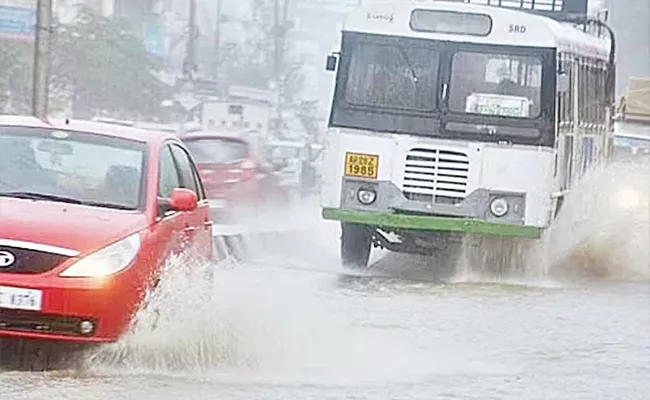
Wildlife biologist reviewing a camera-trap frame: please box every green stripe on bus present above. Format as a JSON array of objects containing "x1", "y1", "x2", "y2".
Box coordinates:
[{"x1": 322, "y1": 208, "x2": 542, "y2": 239}]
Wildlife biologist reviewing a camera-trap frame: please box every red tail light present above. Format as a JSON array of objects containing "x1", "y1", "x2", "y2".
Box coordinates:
[{"x1": 227, "y1": 158, "x2": 256, "y2": 182}]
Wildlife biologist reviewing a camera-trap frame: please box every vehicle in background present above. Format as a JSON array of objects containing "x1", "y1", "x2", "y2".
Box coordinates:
[
  {"x1": 0, "y1": 116, "x2": 214, "y2": 348},
  {"x1": 200, "y1": 96, "x2": 272, "y2": 137},
  {"x1": 180, "y1": 131, "x2": 289, "y2": 222},
  {"x1": 264, "y1": 140, "x2": 325, "y2": 196},
  {"x1": 320, "y1": 0, "x2": 616, "y2": 270},
  {"x1": 613, "y1": 77, "x2": 650, "y2": 163}
]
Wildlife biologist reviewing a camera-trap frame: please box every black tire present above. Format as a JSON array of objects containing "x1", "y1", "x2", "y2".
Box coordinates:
[{"x1": 341, "y1": 222, "x2": 372, "y2": 269}]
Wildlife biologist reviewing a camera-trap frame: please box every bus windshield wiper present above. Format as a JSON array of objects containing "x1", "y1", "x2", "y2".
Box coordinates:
[
  {"x1": 0, "y1": 191, "x2": 84, "y2": 204},
  {"x1": 397, "y1": 45, "x2": 419, "y2": 83}
]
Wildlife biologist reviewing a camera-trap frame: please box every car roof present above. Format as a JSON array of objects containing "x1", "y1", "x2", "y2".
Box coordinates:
[
  {"x1": 181, "y1": 131, "x2": 249, "y2": 143},
  {"x1": 0, "y1": 115, "x2": 178, "y2": 144}
]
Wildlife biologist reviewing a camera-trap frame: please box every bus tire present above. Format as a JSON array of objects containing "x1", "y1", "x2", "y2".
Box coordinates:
[{"x1": 341, "y1": 222, "x2": 372, "y2": 269}]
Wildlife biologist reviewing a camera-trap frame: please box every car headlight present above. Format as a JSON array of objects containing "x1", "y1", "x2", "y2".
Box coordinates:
[
  {"x1": 357, "y1": 188, "x2": 377, "y2": 205},
  {"x1": 489, "y1": 198, "x2": 509, "y2": 217},
  {"x1": 59, "y1": 233, "x2": 141, "y2": 278}
]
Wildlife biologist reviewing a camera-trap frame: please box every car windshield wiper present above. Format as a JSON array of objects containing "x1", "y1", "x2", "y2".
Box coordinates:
[
  {"x1": 0, "y1": 191, "x2": 84, "y2": 204},
  {"x1": 0, "y1": 192, "x2": 137, "y2": 210},
  {"x1": 81, "y1": 201, "x2": 136, "y2": 211}
]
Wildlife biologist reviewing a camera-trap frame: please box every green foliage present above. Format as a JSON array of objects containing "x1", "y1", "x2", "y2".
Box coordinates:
[
  {"x1": 0, "y1": 6, "x2": 170, "y2": 118},
  {"x1": 51, "y1": 6, "x2": 171, "y2": 118},
  {"x1": 0, "y1": 41, "x2": 33, "y2": 114}
]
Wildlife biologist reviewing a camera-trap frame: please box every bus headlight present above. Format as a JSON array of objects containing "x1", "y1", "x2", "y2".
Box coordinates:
[
  {"x1": 357, "y1": 188, "x2": 377, "y2": 205},
  {"x1": 489, "y1": 198, "x2": 509, "y2": 217}
]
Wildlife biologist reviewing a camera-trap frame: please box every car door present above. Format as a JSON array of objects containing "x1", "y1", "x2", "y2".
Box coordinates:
[
  {"x1": 152, "y1": 144, "x2": 188, "y2": 270},
  {"x1": 169, "y1": 143, "x2": 214, "y2": 260}
]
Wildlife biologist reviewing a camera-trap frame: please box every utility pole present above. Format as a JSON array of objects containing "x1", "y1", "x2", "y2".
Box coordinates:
[
  {"x1": 182, "y1": 0, "x2": 199, "y2": 82},
  {"x1": 32, "y1": 0, "x2": 53, "y2": 119},
  {"x1": 273, "y1": 0, "x2": 289, "y2": 137},
  {"x1": 212, "y1": 0, "x2": 222, "y2": 80}
]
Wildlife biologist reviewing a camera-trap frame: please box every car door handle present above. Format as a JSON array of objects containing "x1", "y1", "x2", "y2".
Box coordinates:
[
  {"x1": 204, "y1": 220, "x2": 213, "y2": 227},
  {"x1": 184, "y1": 226, "x2": 198, "y2": 232}
]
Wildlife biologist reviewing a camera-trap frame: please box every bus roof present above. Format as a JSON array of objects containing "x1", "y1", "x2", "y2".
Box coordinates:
[{"x1": 343, "y1": 0, "x2": 610, "y2": 60}]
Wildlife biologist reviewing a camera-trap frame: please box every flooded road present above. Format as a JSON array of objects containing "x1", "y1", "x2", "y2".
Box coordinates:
[
  {"x1": 1, "y1": 164, "x2": 649, "y2": 400},
  {"x1": 1, "y1": 231, "x2": 648, "y2": 399}
]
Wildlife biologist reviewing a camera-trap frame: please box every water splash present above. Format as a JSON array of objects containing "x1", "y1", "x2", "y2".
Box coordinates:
[
  {"x1": 542, "y1": 160, "x2": 650, "y2": 281},
  {"x1": 86, "y1": 250, "x2": 255, "y2": 373},
  {"x1": 450, "y1": 160, "x2": 649, "y2": 284},
  {"x1": 84, "y1": 196, "x2": 339, "y2": 375},
  {"x1": 453, "y1": 236, "x2": 547, "y2": 284}
]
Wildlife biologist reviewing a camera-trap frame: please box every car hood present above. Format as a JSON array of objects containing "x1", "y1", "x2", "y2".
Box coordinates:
[{"x1": 0, "y1": 198, "x2": 150, "y2": 255}]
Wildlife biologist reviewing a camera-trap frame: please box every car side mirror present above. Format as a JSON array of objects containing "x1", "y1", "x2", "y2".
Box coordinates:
[
  {"x1": 169, "y1": 188, "x2": 198, "y2": 212},
  {"x1": 158, "y1": 188, "x2": 199, "y2": 216}
]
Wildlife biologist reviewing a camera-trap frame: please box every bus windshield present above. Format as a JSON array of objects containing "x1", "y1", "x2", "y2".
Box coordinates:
[
  {"x1": 330, "y1": 32, "x2": 555, "y2": 146},
  {"x1": 344, "y1": 41, "x2": 439, "y2": 111},
  {"x1": 449, "y1": 51, "x2": 542, "y2": 118}
]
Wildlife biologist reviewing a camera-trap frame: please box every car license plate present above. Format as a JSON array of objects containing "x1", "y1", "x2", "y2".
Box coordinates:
[
  {"x1": 344, "y1": 152, "x2": 379, "y2": 179},
  {"x1": 0, "y1": 285, "x2": 43, "y2": 311}
]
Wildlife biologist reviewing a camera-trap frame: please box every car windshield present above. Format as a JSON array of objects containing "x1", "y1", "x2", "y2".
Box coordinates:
[
  {"x1": 184, "y1": 138, "x2": 248, "y2": 164},
  {"x1": 449, "y1": 51, "x2": 543, "y2": 118},
  {"x1": 0, "y1": 127, "x2": 147, "y2": 210}
]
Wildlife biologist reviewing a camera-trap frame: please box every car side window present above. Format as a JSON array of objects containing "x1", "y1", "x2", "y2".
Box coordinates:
[
  {"x1": 169, "y1": 144, "x2": 202, "y2": 199},
  {"x1": 159, "y1": 145, "x2": 180, "y2": 198}
]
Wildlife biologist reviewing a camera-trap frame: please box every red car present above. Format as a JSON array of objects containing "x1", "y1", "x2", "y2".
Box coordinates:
[
  {"x1": 0, "y1": 116, "x2": 214, "y2": 344},
  {"x1": 180, "y1": 132, "x2": 289, "y2": 222}
]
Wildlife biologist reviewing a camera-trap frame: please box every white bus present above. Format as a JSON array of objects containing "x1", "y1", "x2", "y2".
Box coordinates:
[{"x1": 320, "y1": 0, "x2": 616, "y2": 269}]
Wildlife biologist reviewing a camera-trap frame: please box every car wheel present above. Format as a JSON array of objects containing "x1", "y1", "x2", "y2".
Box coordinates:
[{"x1": 341, "y1": 222, "x2": 372, "y2": 269}]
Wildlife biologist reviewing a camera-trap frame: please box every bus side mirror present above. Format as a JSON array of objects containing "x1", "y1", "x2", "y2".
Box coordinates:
[
  {"x1": 325, "y1": 54, "x2": 338, "y2": 71},
  {"x1": 557, "y1": 73, "x2": 570, "y2": 93}
]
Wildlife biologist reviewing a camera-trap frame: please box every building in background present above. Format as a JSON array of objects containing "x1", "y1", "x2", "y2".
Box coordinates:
[
  {"x1": 0, "y1": 0, "x2": 36, "y2": 43},
  {"x1": 608, "y1": 0, "x2": 650, "y2": 97}
]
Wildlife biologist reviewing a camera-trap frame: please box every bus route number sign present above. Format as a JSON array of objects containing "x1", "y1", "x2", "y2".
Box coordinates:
[{"x1": 345, "y1": 152, "x2": 379, "y2": 179}]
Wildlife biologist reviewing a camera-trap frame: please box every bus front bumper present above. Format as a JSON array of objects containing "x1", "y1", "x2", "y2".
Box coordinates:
[{"x1": 322, "y1": 208, "x2": 543, "y2": 239}]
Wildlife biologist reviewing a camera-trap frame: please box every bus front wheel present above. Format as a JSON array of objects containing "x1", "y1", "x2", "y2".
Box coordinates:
[{"x1": 341, "y1": 222, "x2": 372, "y2": 269}]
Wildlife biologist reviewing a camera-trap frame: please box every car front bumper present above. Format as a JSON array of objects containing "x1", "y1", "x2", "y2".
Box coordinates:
[{"x1": 0, "y1": 271, "x2": 144, "y2": 344}]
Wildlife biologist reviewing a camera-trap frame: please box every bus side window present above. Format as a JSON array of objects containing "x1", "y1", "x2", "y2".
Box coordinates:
[
  {"x1": 567, "y1": 57, "x2": 575, "y2": 129},
  {"x1": 598, "y1": 62, "x2": 607, "y2": 128},
  {"x1": 563, "y1": 135, "x2": 574, "y2": 190},
  {"x1": 558, "y1": 57, "x2": 566, "y2": 128},
  {"x1": 579, "y1": 58, "x2": 587, "y2": 128}
]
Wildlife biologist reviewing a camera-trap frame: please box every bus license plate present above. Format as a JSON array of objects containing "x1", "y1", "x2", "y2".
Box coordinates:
[
  {"x1": 345, "y1": 152, "x2": 379, "y2": 179},
  {"x1": 0, "y1": 285, "x2": 43, "y2": 311}
]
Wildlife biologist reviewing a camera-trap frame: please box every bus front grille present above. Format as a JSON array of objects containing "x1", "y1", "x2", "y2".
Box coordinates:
[{"x1": 402, "y1": 148, "x2": 470, "y2": 203}]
